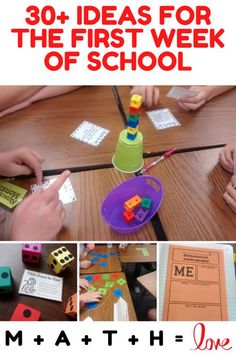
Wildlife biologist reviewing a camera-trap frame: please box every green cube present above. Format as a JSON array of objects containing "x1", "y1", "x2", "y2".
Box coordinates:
[
  {"x1": 0, "y1": 267, "x2": 13, "y2": 294},
  {"x1": 141, "y1": 197, "x2": 152, "y2": 209}
]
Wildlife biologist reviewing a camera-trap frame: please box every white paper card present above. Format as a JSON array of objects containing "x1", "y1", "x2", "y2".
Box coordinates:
[
  {"x1": 70, "y1": 121, "x2": 110, "y2": 146},
  {"x1": 147, "y1": 108, "x2": 181, "y2": 130},
  {"x1": 114, "y1": 297, "x2": 129, "y2": 321},
  {"x1": 19, "y1": 270, "x2": 63, "y2": 302},
  {"x1": 82, "y1": 316, "x2": 94, "y2": 322},
  {"x1": 167, "y1": 86, "x2": 198, "y2": 100},
  {"x1": 31, "y1": 178, "x2": 76, "y2": 205}
]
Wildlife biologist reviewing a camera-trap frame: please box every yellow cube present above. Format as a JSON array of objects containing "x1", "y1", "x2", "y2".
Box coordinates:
[
  {"x1": 124, "y1": 195, "x2": 142, "y2": 211},
  {"x1": 127, "y1": 126, "x2": 139, "y2": 135},
  {"x1": 130, "y1": 95, "x2": 142, "y2": 109},
  {"x1": 48, "y1": 246, "x2": 75, "y2": 274}
]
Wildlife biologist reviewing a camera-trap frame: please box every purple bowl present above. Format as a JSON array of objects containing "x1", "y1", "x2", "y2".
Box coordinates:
[{"x1": 101, "y1": 175, "x2": 163, "y2": 234}]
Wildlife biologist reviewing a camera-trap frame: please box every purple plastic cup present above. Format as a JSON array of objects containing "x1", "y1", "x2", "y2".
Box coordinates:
[{"x1": 101, "y1": 175, "x2": 163, "y2": 234}]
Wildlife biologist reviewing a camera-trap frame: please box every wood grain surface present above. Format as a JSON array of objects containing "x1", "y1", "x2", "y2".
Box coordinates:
[
  {"x1": 137, "y1": 270, "x2": 157, "y2": 297},
  {"x1": 80, "y1": 272, "x2": 137, "y2": 321},
  {"x1": 80, "y1": 245, "x2": 122, "y2": 274},
  {"x1": 148, "y1": 148, "x2": 236, "y2": 240},
  {"x1": 0, "y1": 87, "x2": 125, "y2": 171},
  {"x1": 119, "y1": 244, "x2": 156, "y2": 263},
  {"x1": 118, "y1": 86, "x2": 236, "y2": 153}
]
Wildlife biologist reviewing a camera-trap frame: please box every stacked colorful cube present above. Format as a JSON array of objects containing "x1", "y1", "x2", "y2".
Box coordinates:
[
  {"x1": 123, "y1": 195, "x2": 152, "y2": 223},
  {"x1": 127, "y1": 95, "x2": 142, "y2": 141}
]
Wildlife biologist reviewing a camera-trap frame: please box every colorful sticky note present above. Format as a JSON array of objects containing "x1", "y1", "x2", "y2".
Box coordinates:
[
  {"x1": 117, "y1": 278, "x2": 126, "y2": 286},
  {"x1": 109, "y1": 252, "x2": 116, "y2": 256},
  {"x1": 94, "y1": 274, "x2": 102, "y2": 281},
  {"x1": 136, "y1": 248, "x2": 142, "y2": 251},
  {"x1": 90, "y1": 257, "x2": 98, "y2": 264},
  {"x1": 99, "y1": 288, "x2": 107, "y2": 295},
  {"x1": 88, "y1": 285, "x2": 96, "y2": 292},
  {"x1": 102, "y1": 254, "x2": 109, "y2": 258},
  {"x1": 100, "y1": 262, "x2": 108, "y2": 267},
  {"x1": 89, "y1": 252, "x2": 97, "y2": 256},
  {"x1": 105, "y1": 281, "x2": 114, "y2": 288},
  {"x1": 113, "y1": 289, "x2": 123, "y2": 298},
  {"x1": 85, "y1": 275, "x2": 93, "y2": 281},
  {"x1": 142, "y1": 248, "x2": 150, "y2": 257},
  {"x1": 102, "y1": 274, "x2": 110, "y2": 280},
  {"x1": 112, "y1": 273, "x2": 120, "y2": 279},
  {"x1": 0, "y1": 179, "x2": 27, "y2": 209},
  {"x1": 98, "y1": 253, "x2": 106, "y2": 258},
  {"x1": 86, "y1": 302, "x2": 97, "y2": 310}
]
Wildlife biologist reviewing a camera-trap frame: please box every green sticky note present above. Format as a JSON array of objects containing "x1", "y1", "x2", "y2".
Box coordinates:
[
  {"x1": 136, "y1": 248, "x2": 142, "y2": 251},
  {"x1": 105, "y1": 281, "x2": 114, "y2": 288},
  {"x1": 102, "y1": 274, "x2": 110, "y2": 280},
  {"x1": 117, "y1": 278, "x2": 126, "y2": 286},
  {"x1": 142, "y1": 248, "x2": 150, "y2": 257},
  {"x1": 88, "y1": 285, "x2": 96, "y2": 292},
  {"x1": 0, "y1": 179, "x2": 27, "y2": 208},
  {"x1": 99, "y1": 287, "x2": 107, "y2": 295}
]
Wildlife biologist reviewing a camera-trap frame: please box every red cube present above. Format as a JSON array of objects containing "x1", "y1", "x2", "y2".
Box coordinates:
[
  {"x1": 123, "y1": 210, "x2": 135, "y2": 223},
  {"x1": 10, "y1": 303, "x2": 41, "y2": 321},
  {"x1": 129, "y1": 106, "x2": 141, "y2": 115}
]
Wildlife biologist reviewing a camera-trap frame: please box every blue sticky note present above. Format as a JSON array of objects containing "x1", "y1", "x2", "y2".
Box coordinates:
[
  {"x1": 89, "y1": 252, "x2": 97, "y2": 256},
  {"x1": 102, "y1": 254, "x2": 109, "y2": 258},
  {"x1": 85, "y1": 275, "x2": 93, "y2": 281},
  {"x1": 100, "y1": 262, "x2": 107, "y2": 267},
  {"x1": 90, "y1": 257, "x2": 98, "y2": 264},
  {"x1": 86, "y1": 302, "x2": 97, "y2": 309},
  {"x1": 109, "y1": 252, "x2": 116, "y2": 256},
  {"x1": 113, "y1": 289, "x2": 123, "y2": 298}
]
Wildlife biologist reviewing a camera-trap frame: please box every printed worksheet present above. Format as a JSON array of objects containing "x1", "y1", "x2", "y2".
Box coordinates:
[{"x1": 162, "y1": 245, "x2": 228, "y2": 321}]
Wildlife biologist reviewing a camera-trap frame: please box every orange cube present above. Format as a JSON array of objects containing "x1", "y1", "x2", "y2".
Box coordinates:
[{"x1": 65, "y1": 293, "x2": 77, "y2": 319}]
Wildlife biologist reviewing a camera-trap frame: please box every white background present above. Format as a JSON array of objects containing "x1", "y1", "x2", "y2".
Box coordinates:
[
  {"x1": 0, "y1": 0, "x2": 236, "y2": 84},
  {"x1": 0, "y1": 321, "x2": 235, "y2": 353}
]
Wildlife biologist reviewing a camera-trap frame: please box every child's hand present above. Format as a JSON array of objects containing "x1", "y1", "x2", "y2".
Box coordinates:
[
  {"x1": 0, "y1": 147, "x2": 44, "y2": 184},
  {"x1": 80, "y1": 291, "x2": 103, "y2": 303},
  {"x1": 223, "y1": 175, "x2": 236, "y2": 213},
  {"x1": 10, "y1": 170, "x2": 70, "y2": 240},
  {"x1": 80, "y1": 278, "x2": 89, "y2": 290},
  {"x1": 80, "y1": 260, "x2": 92, "y2": 269},
  {"x1": 177, "y1": 86, "x2": 210, "y2": 111},
  {"x1": 87, "y1": 243, "x2": 95, "y2": 251},
  {"x1": 130, "y1": 86, "x2": 159, "y2": 109},
  {"x1": 219, "y1": 143, "x2": 236, "y2": 173}
]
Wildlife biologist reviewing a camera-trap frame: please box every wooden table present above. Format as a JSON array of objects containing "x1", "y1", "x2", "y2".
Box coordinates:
[
  {"x1": 149, "y1": 148, "x2": 236, "y2": 241},
  {"x1": 0, "y1": 243, "x2": 77, "y2": 321},
  {"x1": 0, "y1": 86, "x2": 125, "y2": 172},
  {"x1": 80, "y1": 245, "x2": 121, "y2": 274},
  {"x1": 117, "y1": 86, "x2": 236, "y2": 153},
  {"x1": 119, "y1": 244, "x2": 156, "y2": 263},
  {"x1": 137, "y1": 271, "x2": 157, "y2": 297},
  {"x1": 80, "y1": 272, "x2": 137, "y2": 321},
  {"x1": 1, "y1": 168, "x2": 157, "y2": 241}
]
